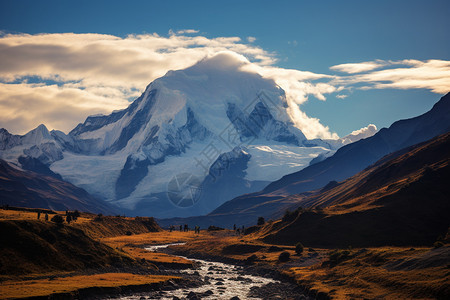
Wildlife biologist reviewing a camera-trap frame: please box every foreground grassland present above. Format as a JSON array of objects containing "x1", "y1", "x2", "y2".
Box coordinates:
[
  {"x1": 2, "y1": 208, "x2": 449, "y2": 299},
  {"x1": 0, "y1": 273, "x2": 176, "y2": 299},
  {"x1": 0, "y1": 208, "x2": 190, "y2": 299}
]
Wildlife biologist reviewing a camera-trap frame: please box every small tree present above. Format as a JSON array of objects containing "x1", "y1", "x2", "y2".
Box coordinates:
[
  {"x1": 73, "y1": 210, "x2": 80, "y2": 221},
  {"x1": 295, "y1": 242, "x2": 304, "y2": 255},
  {"x1": 257, "y1": 216, "x2": 265, "y2": 226},
  {"x1": 278, "y1": 251, "x2": 290, "y2": 262},
  {"x1": 51, "y1": 215, "x2": 64, "y2": 225}
]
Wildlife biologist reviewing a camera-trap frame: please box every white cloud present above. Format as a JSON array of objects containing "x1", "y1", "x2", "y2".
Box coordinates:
[
  {"x1": 336, "y1": 94, "x2": 348, "y2": 99},
  {"x1": 176, "y1": 29, "x2": 200, "y2": 34},
  {"x1": 330, "y1": 60, "x2": 388, "y2": 74},
  {"x1": 340, "y1": 124, "x2": 378, "y2": 145},
  {"x1": 0, "y1": 32, "x2": 448, "y2": 139},
  {"x1": 0, "y1": 82, "x2": 129, "y2": 134},
  {"x1": 247, "y1": 36, "x2": 256, "y2": 43},
  {"x1": 331, "y1": 59, "x2": 450, "y2": 94},
  {"x1": 0, "y1": 32, "x2": 340, "y2": 138}
]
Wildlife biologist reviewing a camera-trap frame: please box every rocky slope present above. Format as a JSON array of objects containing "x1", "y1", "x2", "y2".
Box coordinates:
[{"x1": 262, "y1": 131, "x2": 450, "y2": 247}]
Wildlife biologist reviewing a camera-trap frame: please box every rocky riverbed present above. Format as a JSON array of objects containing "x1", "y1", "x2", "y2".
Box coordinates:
[{"x1": 115, "y1": 243, "x2": 312, "y2": 300}]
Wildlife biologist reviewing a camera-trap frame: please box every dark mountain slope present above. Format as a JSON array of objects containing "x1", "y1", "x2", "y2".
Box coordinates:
[
  {"x1": 261, "y1": 132, "x2": 450, "y2": 247},
  {"x1": 0, "y1": 160, "x2": 116, "y2": 214}
]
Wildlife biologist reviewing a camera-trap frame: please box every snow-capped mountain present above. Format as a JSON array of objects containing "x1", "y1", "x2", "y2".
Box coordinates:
[{"x1": 0, "y1": 53, "x2": 373, "y2": 218}]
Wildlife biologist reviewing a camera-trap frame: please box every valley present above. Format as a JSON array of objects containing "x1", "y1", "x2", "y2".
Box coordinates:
[{"x1": 1, "y1": 205, "x2": 449, "y2": 299}]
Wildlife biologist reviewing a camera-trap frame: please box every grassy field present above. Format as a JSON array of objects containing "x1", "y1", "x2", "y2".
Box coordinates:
[
  {"x1": 0, "y1": 207, "x2": 188, "y2": 299},
  {"x1": 0, "y1": 273, "x2": 177, "y2": 299},
  {"x1": 2, "y1": 207, "x2": 448, "y2": 299},
  {"x1": 101, "y1": 231, "x2": 200, "y2": 268},
  {"x1": 284, "y1": 246, "x2": 450, "y2": 299}
]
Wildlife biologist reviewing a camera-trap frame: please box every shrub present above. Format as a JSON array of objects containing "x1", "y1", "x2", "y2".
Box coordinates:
[
  {"x1": 434, "y1": 241, "x2": 444, "y2": 248},
  {"x1": 267, "y1": 245, "x2": 283, "y2": 252},
  {"x1": 282, "y1": 210, "x2": 296, "y2": 222},
  {"x1": 278, "y1": 251, "x2": 290, "y2": 262},
  {"x1": 282, "y1": 207, "x2": 303, "y2": 222},
  {"x1": 295, "y1": 242, "x2": 304, "y2": 255},
  {"x1": 125, "y1": 231, "x2": 133, "y2": 236},
  {"x1": 207, "y1": 225, "x2": 224, "y2": 231},
  {"x1": 246, "y1": 254, "x2": 258, "y2": 264},
  {"x1": 328, "y1": 249, "x2": 351, "y2": 264},
  {"x1": 94, "y1": 213, "x2": 103, "y2": 221},
  {"x1": 51, "y1": 215, "x2": 64, "y2": 225},
  {"x1": 257, "y1": 216, "x2": 265, "y2": 226}
]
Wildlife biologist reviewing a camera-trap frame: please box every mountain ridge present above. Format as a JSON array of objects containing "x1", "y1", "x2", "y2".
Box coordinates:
[{"x1": 261, "y1": 131, "x2": 450, "y2": 247}]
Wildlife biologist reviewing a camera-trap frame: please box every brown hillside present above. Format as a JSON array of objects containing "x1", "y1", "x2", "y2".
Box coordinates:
[
  {"x1": 0, "y1": 219, "x2": 140, "y2": 277},
  {"x1": 263, "y1": 132, "x2": 450, "y2": 247},
  {"x1": 72, "y1": 215, "x2": 162, "y2": 239}
]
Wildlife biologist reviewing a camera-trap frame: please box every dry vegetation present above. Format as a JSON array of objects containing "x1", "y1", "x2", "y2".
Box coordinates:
[
  {"x1": 2, "y1": 207, "x2": 449, "y2": 299},
  {"x1": 0, "y1": 207, "x2": 188, "y2": 299},
  {"x1": 0, "y1": 273, "x2": 177, "y2": 299},
  {"x1": 171, "y1": 230, "x2": 450, "y2": 299},
  {"x1": 285, "y1": 246, "x2": 450, "y2": 299},
  {"x1": 101, "y1": 231, "x2": 201, "y2": 268}
]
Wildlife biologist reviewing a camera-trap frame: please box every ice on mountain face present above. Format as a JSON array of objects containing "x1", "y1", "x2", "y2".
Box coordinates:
[
  {"x1": 23, "y1": 143, "x2": 63, "y2": 165},
  {"x1": 207, "y1": 146, "x2": 250, "y2": 180},
  {"x1": 111, "y1": 141, "x2": 218, "y2": 210},
  {"x1": 50, "y1": 152, "x2": 127, "y2": 200},
  {"x1": 227, "y1": 100, "x2": 306, "y2": 145},
  {"x1": 245, "y1": 143, "x2": 331, "y2": 181},
  {"x1": 21, "y1": 124, "x2": 53, "y2": 145},
  {"x1": 0, "y1": 128, "x2": 21, "y2": 150}
]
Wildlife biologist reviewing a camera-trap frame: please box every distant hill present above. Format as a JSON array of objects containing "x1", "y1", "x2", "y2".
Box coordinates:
[
  {"x1": 260, "y1": 132, "x2": 450, "y2": 247},
  {"x1": 0, "y1": 159, "x2": 116, "y2": 214}
]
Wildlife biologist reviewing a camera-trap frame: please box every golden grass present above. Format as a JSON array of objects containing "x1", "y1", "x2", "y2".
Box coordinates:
[
  {"x1": 122, "y1": 246, "x2": 193, "y2": 266},
  {"x1": 101, "y1": 231, "x2": 208, "y2": 267},
  {"x1": 0, "y1": 273, "x2": 177, "y2": 299},
  {"x1": 284, "y1": 247, "x2": 450, "y2": 299},
  {"x1": 101, "y1": 230, "x2": 199, "y2": 247},
  {"x1": 0, "y1": 208, "x2": 91, "y2": 223}
]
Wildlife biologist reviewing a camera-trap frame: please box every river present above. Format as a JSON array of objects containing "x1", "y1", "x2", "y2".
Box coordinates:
[{"x1": 117, "y1": 243, "x2": 298, "y2": 300}]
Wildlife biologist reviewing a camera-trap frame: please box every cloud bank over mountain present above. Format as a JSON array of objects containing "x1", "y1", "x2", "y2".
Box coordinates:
[{"x1": 0, "y1": 31, "x2": 448, "y2": 138}]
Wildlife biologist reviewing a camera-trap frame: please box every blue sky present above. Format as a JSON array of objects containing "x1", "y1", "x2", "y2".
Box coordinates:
[{"x1": 0, "y1": 0, "x2": 449, "y2": 136}]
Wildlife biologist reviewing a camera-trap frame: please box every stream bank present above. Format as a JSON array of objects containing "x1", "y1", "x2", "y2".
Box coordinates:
[{"x1": 115, "y1": 243, "x2": 316, "y2": 300}]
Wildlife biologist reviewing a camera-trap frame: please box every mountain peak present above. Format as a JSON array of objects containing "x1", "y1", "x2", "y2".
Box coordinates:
[{"x1": 22, "y1": 124, "x2": 52, "y2": 145}]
